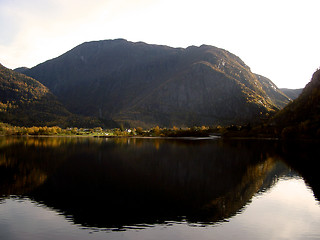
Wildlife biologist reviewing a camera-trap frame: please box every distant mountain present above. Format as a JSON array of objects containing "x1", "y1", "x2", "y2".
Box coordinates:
[
  {"x1": 280, "y1": 88, "x2": 303, "y2": 100},
  {"x1": 255, "y1": 74, "x2": 291, "y2": 109},
  {"x1": 23, "y1": 39, "x2": 284, "y2": 128},
  {"x1": 271, "y1": 68, "x2": 320, "y2": 138},
  {"x1": 14, "y1": 67, "x2": 30, "y2": 74},
  {"x1": 0, "y1": 64, "x2": 102, "y2": 127}
]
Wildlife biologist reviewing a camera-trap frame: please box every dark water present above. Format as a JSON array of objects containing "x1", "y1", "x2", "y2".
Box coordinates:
[{"x1": 0, "y1": 136, "x2": 319, "y2": 239}]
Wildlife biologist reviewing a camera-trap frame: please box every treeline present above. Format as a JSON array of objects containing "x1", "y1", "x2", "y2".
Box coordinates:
[
  {"x1": 0, "y1": 122, "x2": 223, "y2": 137},
  {"x1": 0, "y1": 123, "x2": 105, "y2": 136},
  {"x1": 138, "y1": 126, "x2": 219, "y2": 137},
  {"x1": 222, "y1": 122, "x2": 320, "y2": 139},
  {"x1": 1, "y1": 123, "x2": 65, "y2": 136},
  {"x1": 2, "y1": 120, "x2": 318, "y2": 139}
]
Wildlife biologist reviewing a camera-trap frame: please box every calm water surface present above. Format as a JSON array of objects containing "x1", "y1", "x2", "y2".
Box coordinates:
[{"x1": 0, "y1": 136, "x2": 319, "y2": 239}]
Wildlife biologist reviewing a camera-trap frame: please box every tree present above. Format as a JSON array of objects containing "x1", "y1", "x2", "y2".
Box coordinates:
[
  {"x1": 136, "y1": 127, "x2": 143, "y2": 135},
  {"x1": 153, "y1": 126, "x2": 161, "y2": 136}
]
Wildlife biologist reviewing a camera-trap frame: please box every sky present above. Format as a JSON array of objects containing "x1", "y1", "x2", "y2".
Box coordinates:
[{"x1": 1, "y1": 0, "x2": 320, "y2": 89}]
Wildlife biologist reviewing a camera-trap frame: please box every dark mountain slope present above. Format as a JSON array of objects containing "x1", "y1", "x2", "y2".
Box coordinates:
[
  {"x1": 26, "y1": 40, "x2": 182, "y2": 118},
  {"x1": 25, "y1": 39, "x2": 279, "y2": 127},
  {"x1": 0, "y1": 64, "x2": 101, "y2": 127},
  {"x1": 117, "y1": 61, "x2": 275, "y2": 127},
  {"x1": 271, "y1": 68, "x2": 320, "y2": 138}
]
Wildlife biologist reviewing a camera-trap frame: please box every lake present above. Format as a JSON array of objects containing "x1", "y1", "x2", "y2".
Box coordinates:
[{"x1": 0, "y1": 136, "x2": 319, "y2": 240}]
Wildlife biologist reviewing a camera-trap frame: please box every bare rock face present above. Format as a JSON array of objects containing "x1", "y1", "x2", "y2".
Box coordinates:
[{"x1": 25, "y1": 39, "x2": 282, "y2": 127}]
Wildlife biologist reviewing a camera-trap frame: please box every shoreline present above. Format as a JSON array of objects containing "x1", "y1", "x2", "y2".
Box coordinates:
[
  {"x1": 1, "y1": 134, "x2": 318, "y2": 142},
  {"x1": 0, "y1": 134, "x2": 221, "y2": 140}
]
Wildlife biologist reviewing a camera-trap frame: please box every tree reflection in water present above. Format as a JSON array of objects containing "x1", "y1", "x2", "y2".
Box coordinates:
[{"x1": 0, "y1": 136, "x2": 317, "y2": 231}]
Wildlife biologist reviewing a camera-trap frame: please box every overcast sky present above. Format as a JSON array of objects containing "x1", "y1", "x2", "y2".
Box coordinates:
[{"x1": 1, "y1": 0, "x2": 319, "y2": 88}]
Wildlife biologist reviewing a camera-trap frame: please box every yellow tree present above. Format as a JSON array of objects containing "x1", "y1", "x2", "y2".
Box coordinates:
[{"x1": 154, "y1": 126, "x2": 161, "y2": 136}]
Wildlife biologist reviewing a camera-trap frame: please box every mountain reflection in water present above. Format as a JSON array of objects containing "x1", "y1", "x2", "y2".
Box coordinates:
[{"x1": 0, "y1": 136, "x2": 316, "y2": 231}]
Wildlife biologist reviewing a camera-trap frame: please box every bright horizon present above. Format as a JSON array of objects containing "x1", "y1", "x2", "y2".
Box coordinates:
[{"x1": 1, "y1": 0, "x2": 320, "y2": 89}]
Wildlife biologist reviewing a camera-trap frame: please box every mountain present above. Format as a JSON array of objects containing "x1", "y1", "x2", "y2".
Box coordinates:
[
  {"x1": 280, "y1": 88, "x2": 303, "y2": 100},
  {"x1": 24, "y1": 39, "x2": 281, "y2": 128},
  {"x1": 14, "y1": 67, "x2": 30, "y2": 74},
  {"x1": 270, "y1": 68, "x2": 320, "y2": 138},
  {"x1": 0, "y1": 64, "x2": 101, "y2": 127},
  {"x1": 255, "y1": 74, "x2": 291, "y2": 108}
]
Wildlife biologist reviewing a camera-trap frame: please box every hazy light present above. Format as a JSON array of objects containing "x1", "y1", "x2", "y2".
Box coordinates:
[{"x1": 1, "y1": 0, "x2": 320, "y2": 88}]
